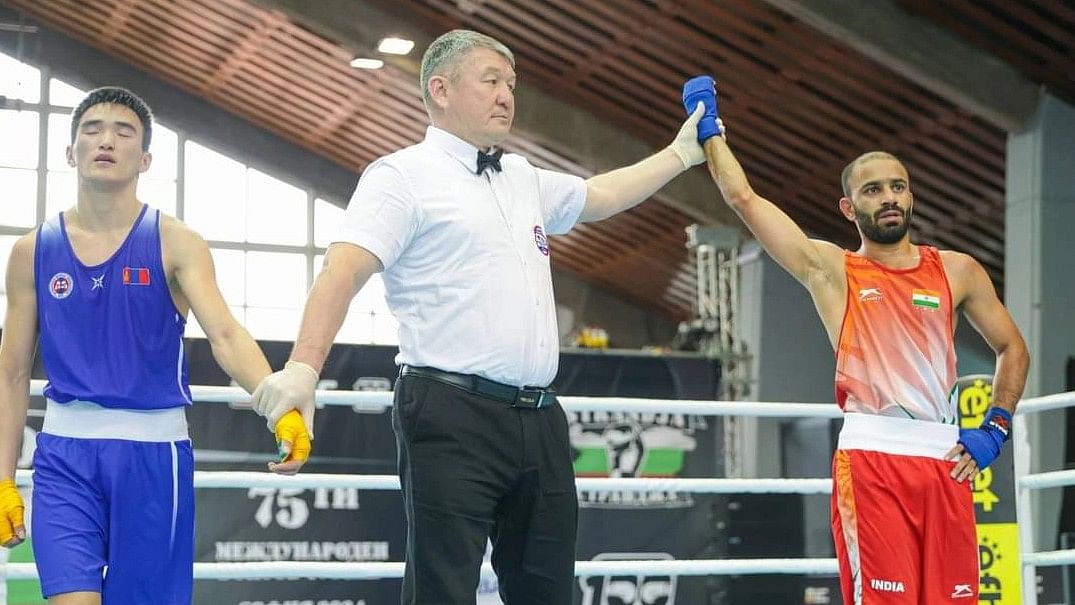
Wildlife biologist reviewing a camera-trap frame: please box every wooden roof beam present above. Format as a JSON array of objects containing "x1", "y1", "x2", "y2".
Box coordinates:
[
  {"x1": 248, "y1": 0, "x2": 741, "y2": 229},
  {"x1": 758, "y1": 0, "x2": 1041, "y2": 132}
]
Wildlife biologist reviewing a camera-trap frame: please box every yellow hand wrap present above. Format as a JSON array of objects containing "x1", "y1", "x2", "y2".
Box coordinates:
[
  {"x1": 0, "y1": 478, "x2": 25, "y2": 546},
  {"x1": 274, "y1": 409, "x2": 311, "y2": 463}
]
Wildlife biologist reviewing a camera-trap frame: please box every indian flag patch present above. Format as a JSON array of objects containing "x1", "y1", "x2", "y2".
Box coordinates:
[{"x1": 911, "y1": 289, "x2": 941, "y2": 310}]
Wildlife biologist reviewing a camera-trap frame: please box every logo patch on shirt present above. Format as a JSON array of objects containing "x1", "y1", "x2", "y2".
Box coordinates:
[
  {"x1": 122, "y1": 267, "x2": 151, "y2": 286},
  {"x1": 870, "y1": 578, "x2": 905, "y2": 593},
  {"x1": 91, "y1": 275, "x2": 105, "y2": 290},
  {"x1": 951, "y1": 584, "x2": 974, "y2": 598},
  {"x1": 858, "y1": 287, "x2": 882, "y2": 302},
  {"x1": 48, "y1": 272, "x2": 73, "y2": 299},
  {"x1": 987, "y1": 413, "x2": 1010, "y2": 437},
  {"x1": 533, "y1": 225, "x2": 549, "y2": 256},
  {"x1": 911, "y1": 289, "x2": 940, "y2": 310}
]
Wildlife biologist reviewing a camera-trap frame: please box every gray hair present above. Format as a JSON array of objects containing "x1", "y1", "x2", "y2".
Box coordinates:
[{"x1": 419, "y1": 29, "x2": 515, "y2": 111}]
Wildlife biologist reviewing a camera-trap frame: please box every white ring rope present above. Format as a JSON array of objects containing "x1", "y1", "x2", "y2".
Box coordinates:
[
  {"x1": 1022, "y1": 549, "x2": 1075, "y2": 568},
  {"x1": 1014, "y1": 390, "x2": 1075, "y2": 415},
  {"x1": 2, "y1": 558, "x2": 840, "y2": 581},
  {"x1": 11, "y1": 469, "x2": 832, "y2": 494},
  {"x1": 26, "y1": 379, "x2": 843, "y2": 417},
  {"x1": 27, "y1": 379, "x2": 1073, "y2": 416},
  {"x1": 15, "y1": 380, "x2": 1075, "y2": 580},
  {"x1": 1017, "y1": 469, "x2": 1075, "y2": 491}
]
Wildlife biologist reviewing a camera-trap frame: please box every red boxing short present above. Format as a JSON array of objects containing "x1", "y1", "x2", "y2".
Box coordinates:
[{"x1": 831, "y1": 413, "x2": 979, "y2": 604}]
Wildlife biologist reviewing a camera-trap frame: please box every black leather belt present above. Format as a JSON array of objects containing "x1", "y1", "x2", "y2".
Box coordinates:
[{"x1": 400, "y1": 365, "x2": 557, "y2": 409}]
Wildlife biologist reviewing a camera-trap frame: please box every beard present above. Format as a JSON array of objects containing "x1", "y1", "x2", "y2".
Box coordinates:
[{"x1": 854, "y1": 204, "x2": 911, "y2": 245}]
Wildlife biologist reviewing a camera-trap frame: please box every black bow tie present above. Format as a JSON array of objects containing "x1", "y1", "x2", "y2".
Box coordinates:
[{"x1": 476, "y1": 149, "x2": 503, "y2": 175}]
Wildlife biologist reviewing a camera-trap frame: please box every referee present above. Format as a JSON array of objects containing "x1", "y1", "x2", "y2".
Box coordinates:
[{"x1": 252, "y1": 29, "x2": 707, "y2": 604}]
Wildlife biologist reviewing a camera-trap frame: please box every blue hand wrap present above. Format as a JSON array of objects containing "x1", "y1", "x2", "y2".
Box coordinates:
[
  {"x1": 957, "y1": 406, "x2": 1012, "y2": 470},
  {"x1": 682, "y1": 75, "x2": 721, "y2": 143}
]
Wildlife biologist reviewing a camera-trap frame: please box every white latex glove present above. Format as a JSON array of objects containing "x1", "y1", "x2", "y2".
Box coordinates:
[
  {"x1": 667, "y1": 101, "x2": 706, "y2": 169},
  {"x1": 251, "y1": 360, "x2": 318, "y2": 439}
]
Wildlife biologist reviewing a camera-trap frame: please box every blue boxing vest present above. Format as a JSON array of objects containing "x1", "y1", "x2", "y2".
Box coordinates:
[{"x1": 34, "y1": 204, "x2": 192, "y2": 409}]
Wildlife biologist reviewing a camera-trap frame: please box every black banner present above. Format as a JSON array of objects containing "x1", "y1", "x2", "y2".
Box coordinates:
[{"x1": 184, "y1": 342, "x2": 723, "y2": 604}]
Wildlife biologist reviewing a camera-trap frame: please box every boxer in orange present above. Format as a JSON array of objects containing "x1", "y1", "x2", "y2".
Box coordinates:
[{"x1": 682, "y1": 77, "x2": 1029, "y2": 604}]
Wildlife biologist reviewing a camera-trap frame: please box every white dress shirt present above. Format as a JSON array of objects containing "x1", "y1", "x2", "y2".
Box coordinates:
[{"x1": 336, "y1": 126, "x2": 586, "y2": 387}]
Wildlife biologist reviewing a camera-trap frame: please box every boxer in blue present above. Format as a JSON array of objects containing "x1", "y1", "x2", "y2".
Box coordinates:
[{"x1": 0, "y1": 87, "x2": 311, "y2": 604}]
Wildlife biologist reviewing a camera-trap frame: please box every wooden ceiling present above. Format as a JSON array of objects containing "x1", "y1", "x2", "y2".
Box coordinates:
[
  {"x1": 898, "y1": 0, "x2": 1075, "y2": 109},
  {"x1": 4, "y1": 0, "x2": 1069, "y2": 320}
]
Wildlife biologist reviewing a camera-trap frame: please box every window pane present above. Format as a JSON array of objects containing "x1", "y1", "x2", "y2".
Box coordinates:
[
  {"x1": 45, "y1": 171, "x2": 76, "y2": 218},
  {"x1": 184, "y1": 315, "x2": 204, "y2": 339},
  {"x1": 0, "y1": 53, "x2": 40, "y2": 103},
  {"x1": 246, "y1": 251, "x2": 306, "y2": 307},
  {"x1": 47, "y1": 175, "x2": 173, "y2": 218},
  {"x1": 352, "y1": 272, "x2": 389, "y2": 314},
  {"x1": 0, "y1": 234, "x2": 15, "y2": 326},
  {"x1": 372, "y1": 313, "x2": 399, "y2": 345},
  {"x1": 315, "y1": 254, "x2": 386, "y2": 314},
  {"x1": 0, "y1": 235, "x2": 20, "y2": 292},
  {"x1": 314, "y1": 198, "x2": 344, "y2": 247},
  {"x1": 337, "y1": 312, "x2": 374, "y2": 344},
  {"x1": 185, "y1": 305, "x2": 244, "y2": 340},
  {"x1": 144, "y1": 122, "x2": 178, "y2": 181},
  {"x1": 137, "y1": 178, "x2": 176, "y2": 216},
  {"x1": 51, "y1": 109, "x2": 164, "y2": 171},
  {"x1": 0, "y1": 169, "x2": 37, "y2": 227},
  {"x1": 312, "y1": 254, "x2": 387, "y2": 345},
  {"x1": 0, "y1": 235, "x2": 19, "y2": 326},
  {"x1": 246, "y1": 169, "x2": 306, "y2": 245},
  {"x1": 0, "y1": 110, "x2": 39, "y2": 168},
  {"x1": 209, "y1": 248, "x2": 245, "y2": 306},
  {"x1": 245, "y1": 307, "x2": 302, "y2": 341},
  {"x1": 184, "y1": 141, "x2": 245, "y2": 242},
  {"x1": 47, "y1": 112, "x2": 74, "y2": 172},
  {"x1": 48, "y1": 78, "x2": 86, "y2": 108}
]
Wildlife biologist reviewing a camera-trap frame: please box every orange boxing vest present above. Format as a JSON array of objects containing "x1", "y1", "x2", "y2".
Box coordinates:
[{"x1": 835, "y1": 246, "x2": 958, "y2": 423}]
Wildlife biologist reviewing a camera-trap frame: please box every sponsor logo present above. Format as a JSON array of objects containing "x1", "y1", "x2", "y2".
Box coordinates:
[
  {"x1": 570, "y1": 411, "x2": 702, "y2": 508},
  {"x1": 869, "y1": 578, "x2": 905, "y2": 593},
  {"x1": 533, "y1": 225, "x2": 549, "y2": 256},
  {"x1": 858, "y1": 287, "x2": 882, "y2": 302},
  {"x1": 979, "y1": 533, "x2": 1011, "y2": 602},
  {"x1": 951, "y1": 583, "x2": 974, "y2": 598},
  {"x1": 987, "y1": 413, "x2": 1010, "y2": 437},
  {"x1": 579, "y1": 552, "x2": 677, "y2": 605},
  {"x1": 91, "y1": 275, "x2": 105, "y2": 290},
  {"x1": 49, "y1": 272, "x2": 73, "y2": 299}
]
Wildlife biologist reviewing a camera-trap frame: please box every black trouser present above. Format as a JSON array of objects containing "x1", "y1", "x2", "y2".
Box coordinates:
[{"x1": 392, "y1": 372, "x2": 578, "y2": 605}]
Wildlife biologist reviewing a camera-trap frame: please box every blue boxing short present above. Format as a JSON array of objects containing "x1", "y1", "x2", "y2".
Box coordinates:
[{"x1": 31, "y1": 401, "x2": 194, "y2": 604}]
